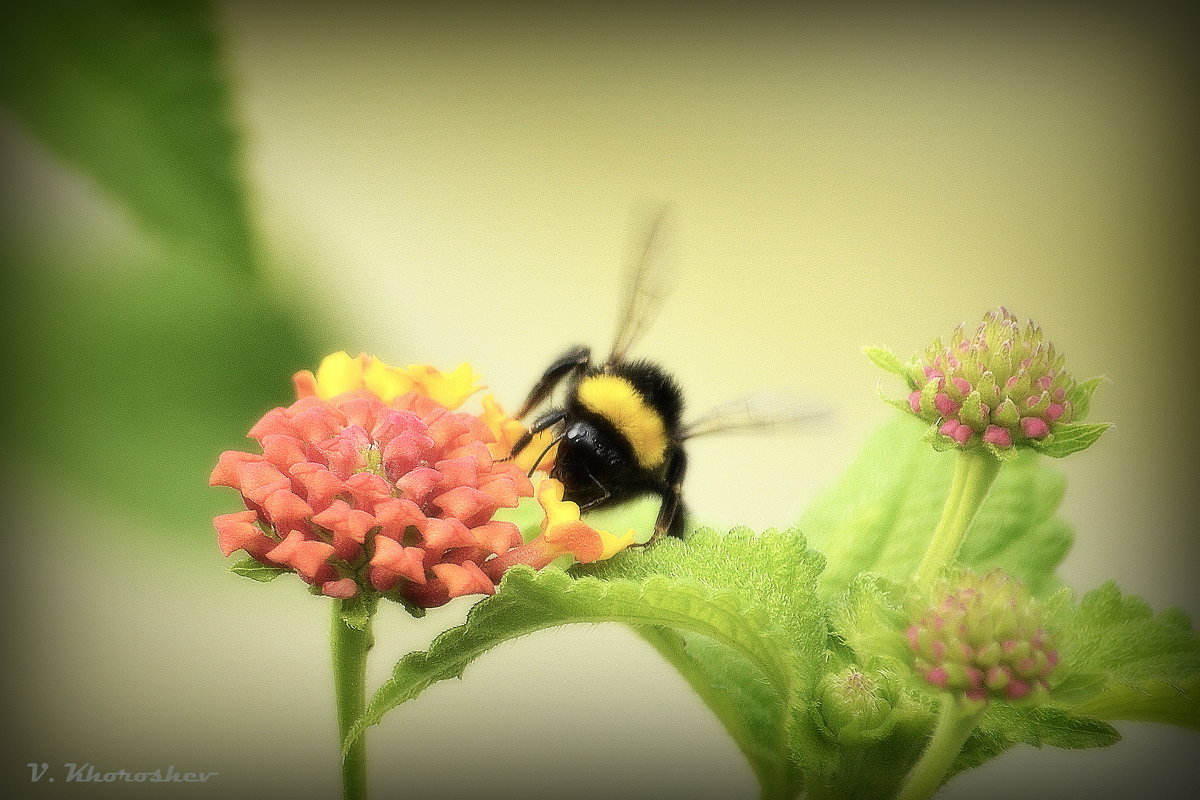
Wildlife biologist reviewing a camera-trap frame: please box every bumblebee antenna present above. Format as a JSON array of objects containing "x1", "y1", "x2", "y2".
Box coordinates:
[{"x1": 526, "y1": 432, "x2": 565, "y2": 478}]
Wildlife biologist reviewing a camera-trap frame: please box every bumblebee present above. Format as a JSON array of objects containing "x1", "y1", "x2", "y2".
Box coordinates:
[{"x1": 509, "y1": 209, "x2": 815, "y2": 542}]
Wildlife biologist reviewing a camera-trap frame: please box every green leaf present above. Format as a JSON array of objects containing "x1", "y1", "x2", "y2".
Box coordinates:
[
  {"x1": 960, "y1": 392, "x2": 986, "y2": 430},
  {"x1": 0, "y1": 1, "x2": 260, "y2": 275},
  {"x1": 799, "y1": 413, "x2": 1071, "y2": 598},
  {"x1": 1034, "y1": 422, "x2": 1113, "y2": 458},
  {"x1": 587, "y1": 529, "x2": 829, "y2": 796},
  {"x1": 229, "y1": 558, "x2": 287, "y2": 582},
  {"x1": 955, "y1": 705, "x2": 1120, "y2": 774},
  {"x1": 1051, "y1": 582, "x2": 1200, "y2": 728},
  {"x1": 584, "y1": 528, "x2": 827, "y2": 656},
  {"x1": 878, "y1": 387, "x2": 916, "y2": 416},
  {"x1": 829, "y1": 574, "x2": 912, "y2": 665},
  {"x1": 347, "y1": 528, "x2": 832, "y2": 800},
  {"x1": 0, "y1": 254, "x2": 321, "y2": 531},
  {"x1": 638, "y1": 626, "x2": 805, "y2": 799},
  {"x1": 863, "y1": 346, "x2": 909, "y2": 378},
  {"x1": 347, "y1": 537, "x2": 827, "y2": 753},
  {"x1": 1072, "y1": 678, "x2": 1200, "y2": 728},
  {"x1": 1068, "y1": 376, "x2": 1107, "y2": 420}
]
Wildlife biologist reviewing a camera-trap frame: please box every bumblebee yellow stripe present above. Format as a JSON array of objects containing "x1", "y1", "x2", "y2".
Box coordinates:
[{"x1": 577, "y1": 374, "x2": 668, "y2": 469}]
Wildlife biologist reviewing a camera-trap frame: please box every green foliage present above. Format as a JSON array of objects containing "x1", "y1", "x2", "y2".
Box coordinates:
[
  {"x1": 955, "y1": 705, "x2": 1119, "y2": 774},
  {"x1": 0, "y1": 1, "x2": 261, "y2": 275},
  {"x1": 1051, "y1": 583, "x2": 1200, "y2": 728},
  {"x1": 829, "y1": 574, "x2": 1124, "y2": 786},
  {"x1": 584, "y1": 528, "x2": 826, "y2": 657},
  {"x1": 339, "y1": 594, "x2": 375, "y2": 632},
  {"x1": 346, "y1": 530, "x2": 831, "y2": 786},
  {"x1": 862, "y1": 345, "x2": 909, "y2": 378},
  {"x1": 346, "y1": 411, "x2": 1200, "y2": 798},
  {"x1": 230, "y1": 558, "x2": 287, "y2": 582},
  {"x1": 1, "y1": 258, "x2": 320, "y2": 530},
  {"x1": 1069, "y1": 678, "x2": 1200, "y2": 728},
  {"x1": 0, "y1": 1, "x2": 324, "y2": 531},
  {"x1": 798, "y1": 414, "x2": 1071, "y2": 598},
  {"x1": 1067, "y1": 376, "x2": 1107, "y2": 420},
  {"x1": 588, "y1": 530, "x2": 828, "y2": 796},
  {"x1": 638, "y1": 627, "x2": 805, "y2": 797},
  {"x1": 1032, "y1": 422, "x2": 1113, "y2": 458}
]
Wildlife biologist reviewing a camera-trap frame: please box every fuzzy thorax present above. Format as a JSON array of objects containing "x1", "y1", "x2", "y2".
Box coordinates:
[{"x1": 576, "y1": 373, "x2": 669, "y2": 469}]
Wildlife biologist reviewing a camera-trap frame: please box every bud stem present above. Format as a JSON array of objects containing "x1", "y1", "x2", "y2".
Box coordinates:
[
  {"x1": 332, "y1": 598, "x2": 377, "y2": 800},
  {"x1": 914, "y1": 448, "x2": 1002, "y2": 590},
  {"x1": 896, "y1": 695, "x2": 985, "y2": 800}
]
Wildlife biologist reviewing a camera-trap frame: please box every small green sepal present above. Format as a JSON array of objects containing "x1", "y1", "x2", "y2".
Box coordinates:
[
  {"x1": 230, "y1": 558, "x2": 288, "y2": 582},
  {"x1": 338, "y1": 593, "x2": 375, "y2": 631},
  {"x1": 863, "y1": 345, "x2": 910, "y2": 378},
  {"x1": 1068, "y1": 376, "x2": 1107, "y2": 420},
  {"x1": 921, "y1": 425, "x2": 957, "y2": 452},
  {"x1": 1031, "y1": 422, "x2": 1113, "y2": 458}
]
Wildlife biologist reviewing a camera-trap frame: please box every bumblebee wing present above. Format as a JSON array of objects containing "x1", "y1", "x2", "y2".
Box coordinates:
[
  {"x1": 681, "y1": 392, "x2": 832, "y2": 440},
  {"x1": 609, "y1": 204, "x2": 675, "y2": 365}
]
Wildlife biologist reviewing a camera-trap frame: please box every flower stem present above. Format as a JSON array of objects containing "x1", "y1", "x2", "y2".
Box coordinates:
[
  {"x1": 913, "y1": 447, "x2": 1002, "y2": 590},
  {"x1": 896, "y1": 696, "x2": 984, "y2": 800},
  {"x1": 332, "y1": 597, "x2": 376, "y2": 800}
]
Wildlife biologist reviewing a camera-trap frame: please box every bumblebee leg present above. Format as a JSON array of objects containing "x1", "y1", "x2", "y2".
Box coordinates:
[
  {"x1": 650, "y1": 448, "x2": 688, "y2": 543},
  {"x1": 504, "y1": 409, "x2": 566, "y2": 470},
  {"x1": 515, "y1": 345, "x2": 591, "y2": 419},
  {"x1": 578, "y1": 472, "x2": 612, "y2": 510}
]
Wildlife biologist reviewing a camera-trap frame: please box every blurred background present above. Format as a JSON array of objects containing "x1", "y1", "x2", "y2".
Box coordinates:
[{"x1": 2, "y1": 2, "x2": 1196, "y2": 798}]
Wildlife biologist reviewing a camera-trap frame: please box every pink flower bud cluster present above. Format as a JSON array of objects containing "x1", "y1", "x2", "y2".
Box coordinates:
[
  {"x1": 906, "y1": 308, "x2": 1075, "y2": 451},
  {"x1": 907, "y1": 570, "x2": 1058, "y2": 704}
]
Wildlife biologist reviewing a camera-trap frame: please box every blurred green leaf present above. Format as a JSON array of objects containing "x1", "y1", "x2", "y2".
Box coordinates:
[
  {"x1": 1070, "y1": 678, "x2": 1200, "y2": 728},
  {"x1": 0, "y1": 1, "x2": 261, "y2": 276},
  {"x1": 0, "y1": 252, "x2": 320, "y2": 532},
  {"x1": 1067, "y1": 376, "x2": 1107, "y2": 421}
]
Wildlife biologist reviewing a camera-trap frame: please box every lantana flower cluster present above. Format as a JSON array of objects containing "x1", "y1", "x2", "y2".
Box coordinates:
[
  {"x1": 906, "y1": 570, "x2": 1058, "y2": 706},
  {"x1": 211, "y1": 352, "x2": 634, "y2": 609},
  {"x1": 903, "y1": 308, "x2": 1075, "y2": 453}
]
